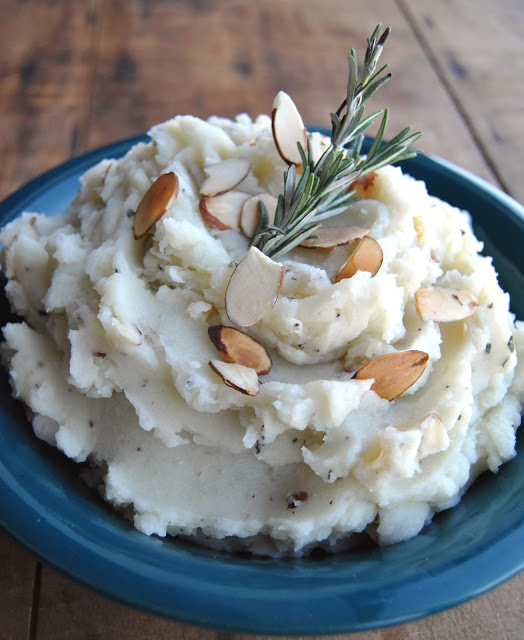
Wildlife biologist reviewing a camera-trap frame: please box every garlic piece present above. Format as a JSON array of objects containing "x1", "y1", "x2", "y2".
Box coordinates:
[{"x1": 419, "y1": 413, "x2": 449, "y2": 457}]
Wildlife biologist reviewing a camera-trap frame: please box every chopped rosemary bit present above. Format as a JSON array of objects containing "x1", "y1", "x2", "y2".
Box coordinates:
[{"x1": 252, "y1": 24, "x2": 422, "y2": 259}]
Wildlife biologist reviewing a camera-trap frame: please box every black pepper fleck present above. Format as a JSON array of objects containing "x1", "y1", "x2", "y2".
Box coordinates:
[
  {"x1": 508, "y1": 335, "x2": 515, "y2": 353},
  {"x1": 485, "y1": 343, "x2": 492, "y2": 354}
]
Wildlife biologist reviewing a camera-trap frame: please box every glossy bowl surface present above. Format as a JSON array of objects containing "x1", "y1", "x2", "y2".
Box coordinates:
[{"x1": 0, "y1": 134, "x2": 523, "y2": 635}]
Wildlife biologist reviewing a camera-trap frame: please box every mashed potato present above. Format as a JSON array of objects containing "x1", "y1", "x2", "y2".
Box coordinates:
[{"x1": 1, "y1": 113, "x2": 523, "y2": 555}]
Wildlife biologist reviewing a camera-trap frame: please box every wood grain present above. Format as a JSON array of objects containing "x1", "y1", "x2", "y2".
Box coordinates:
[
  {"x1": 0, "y1": 0, "x2": 100, "y2": 201},
  {"x1": 85, "y1": 0, "x2": 495, "y2": 183},
  {"x1": 400, "y1": 0, "x2": 524, "y2": 204},
  {"x1": 33, "y1": 565, "x2": 524, "y2": 640},
  {"x1": 0, "y1": 0, "x2": 523, "y2": 639},
  {"x1": 0, "y1": 530, "x2": 36, "y2": 640}
]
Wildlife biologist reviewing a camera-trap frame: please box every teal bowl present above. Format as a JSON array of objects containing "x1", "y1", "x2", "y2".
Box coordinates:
[{"x1": 0, "y1": 134, "x2": 523, "y2": 635}]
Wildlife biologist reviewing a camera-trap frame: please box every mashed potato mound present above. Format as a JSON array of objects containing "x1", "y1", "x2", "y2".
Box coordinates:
[{"x1": 1, "y1": 113, "x2": 523, "y2": 555}]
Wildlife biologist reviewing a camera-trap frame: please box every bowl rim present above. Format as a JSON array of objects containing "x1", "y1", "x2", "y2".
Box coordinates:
[{"x1": 0, "y1": 132, "x2": 523, "y2": 635}]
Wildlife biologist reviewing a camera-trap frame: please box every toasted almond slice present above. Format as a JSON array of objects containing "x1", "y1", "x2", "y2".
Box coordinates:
[
  {"x1": 199, "y1": 191, "x2": 250, "y2": 230},
  {"x1": 349, "y1": 171, "x2": 378, "y2": 199},
  {"x1": 419, "y1": 413, "x2": 449, "y2": 457},
  {"x1": 300, "y1": 225, "x2": 370, "y2": 249},
  {"x1": 225, "y1": 247, "x2": 285, "y2": 327},
  {"x1": 415, "y1": 287, "x2": 479, "y2": 323},
  {"x1": 271, "y1": 91, "x2": 307, "y2": 166},
  {"x1": 240, "y1": 193, "x2": 278, "y2": 238},
  {"x1": 208, "y1": 359, "x2": 259, "y2": 396},
  {"x1": 208, "y1": 325, "x2": 272, "y2": 374},
  {"x1": 200, "y1": 158, "x2": 251, "y2": 196},
  {"x1": 353, "y1": 350, "x2": 429, "y2": 401},
  {"x1": 133, "y1": 172, "x2": 179, "y2": 239},
  {"x1": 335, "y1": 236, "x2": 383, "y2": 282}
]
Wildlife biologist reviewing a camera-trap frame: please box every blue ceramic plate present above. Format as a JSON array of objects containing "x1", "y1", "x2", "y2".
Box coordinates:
[{"x1": 0, "y1": 134, "x2": 523, "y2": 636}]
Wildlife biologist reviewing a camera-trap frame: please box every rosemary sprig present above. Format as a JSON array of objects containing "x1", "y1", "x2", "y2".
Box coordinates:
[{"x1": 251, "y1": 24, "x2": 422, "y2": 260}]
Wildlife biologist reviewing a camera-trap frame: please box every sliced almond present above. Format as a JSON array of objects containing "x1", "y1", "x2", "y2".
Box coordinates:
[
  {"x1": 271, "y1": 91, "x2": 307, "y2": 167},
  {"x1": 240, "y1": 193, "x2": 278, "y2": 238},
  {"x1": 299, "y1": 225, "x2": 370, "y2": 249},
  {"x1": 419, "y1": 413, "x2": 449, "y2": 457},
  {"x1": 133, "y1": 172, "x2": 179, "y2": 239},
  {"x1": 199, "y1": 191, "x2": 250, "y2": 230},
  {"x1": 208, "y1": 359, "x2": 259, "y2": 396},
  {"x1": 335, "y1": 236, "x2": 383, "y2": 282},
  {"x1": 349, "y1": 171, "x2": 377, "y2": 199},
  {"x1": 353, "y1": 350, "x2": 429, "y2": 401},
  {"x1": 208, "y1": 325, "x2": 272, "y2": 374},
  {"x1": 200, "y1": 158, "x2": 251, "y2": 196},
  {"x1": 415, "y1": 287, "x2": 479, "y2": 323},
  {"x1": 225, "y1": 246, "x2": 285, "y2": 327}
]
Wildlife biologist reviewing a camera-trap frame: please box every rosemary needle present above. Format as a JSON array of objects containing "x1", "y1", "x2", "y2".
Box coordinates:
[{"x1": 251, "y1": 24, "x2": 422, "y2": 260}]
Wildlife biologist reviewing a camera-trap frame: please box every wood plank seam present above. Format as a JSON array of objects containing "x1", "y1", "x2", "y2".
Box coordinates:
[
  {"x1": 78, "y1": 0, "x2": 106, "y2": 157},
  {"x1": 28, "y1": 562, "x2": 42, "y2": 640},
  {"x1": 395, "y1": 0, "x2": 507, "y2": 194}
]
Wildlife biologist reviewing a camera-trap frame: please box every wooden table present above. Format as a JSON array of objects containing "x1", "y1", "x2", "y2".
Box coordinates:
[{"x1": 1, "y1": 1, "x2": 523, "y2": 638}]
